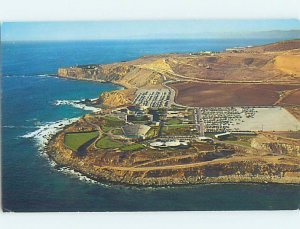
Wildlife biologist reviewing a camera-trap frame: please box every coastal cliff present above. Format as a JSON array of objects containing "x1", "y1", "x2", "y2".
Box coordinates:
[
  {"x1": 99, "y1": 89, "x2": 135, "y2": 108},
  {"x1": 47, "y1": 132, "x2": 300, "y2": 186},
  {"x1": 58, "y1": 60, "x2": 166, "y2": 108},
  {"x1": 58, "y1": 61, "x2": 165, "y2": 89},
  {"x1": 46, "y1": 115, "x2": 300, "y2": 186},
  {"x1": 50, "y1": 40, "x2": 300, "y2": 186}
]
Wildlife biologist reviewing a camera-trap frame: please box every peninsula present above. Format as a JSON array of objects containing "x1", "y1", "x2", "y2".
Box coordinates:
[{"x1": 47, "y1": 40, "x2": 300, "y2": 186}]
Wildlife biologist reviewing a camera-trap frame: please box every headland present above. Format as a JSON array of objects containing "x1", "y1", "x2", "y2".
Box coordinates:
[{"x1": 47, "y1": 39, "x2": 300, "y2": 186}]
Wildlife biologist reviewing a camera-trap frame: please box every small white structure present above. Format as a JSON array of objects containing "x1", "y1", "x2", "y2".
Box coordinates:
[
  {"x1": 150, "y1": 140, "x2": 189, "y2": 148},
  {"x1": 215, "y1": 132, "x2": 231, "y2": 139}
]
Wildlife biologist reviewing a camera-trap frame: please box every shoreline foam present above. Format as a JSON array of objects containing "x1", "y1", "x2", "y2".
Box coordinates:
[
  {"x1": 21, "y1": 117, "x2": 102, "y2": 184},
  {"x1": 54, "y1": 99, "x2": 101, "y2": 112}
]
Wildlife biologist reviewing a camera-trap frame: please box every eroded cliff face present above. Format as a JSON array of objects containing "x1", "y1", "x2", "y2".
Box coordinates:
[
  {"x1": 58, "y1": 62, "x2": 164, "y2": 89},
  {"x1": 47, "y1": 138, "x2": 300, "y2": 186},
  {"x1": 46, "y1": 122, "x2": 300, "y2": 186},
  {"x1": 58, "y1": 65, "x2": 132, "y2": 81},
  {"x1": 58, "y1": 62, "x2": 165, "y2": 108},
  {"x1": 99, "y1": 89, "x2": 135, "y2": 108}
]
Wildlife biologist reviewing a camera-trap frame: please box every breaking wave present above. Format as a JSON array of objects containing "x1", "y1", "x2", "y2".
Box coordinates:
[
  {"x1": 56, "y1": 166, "x2": 99, "y2": 184},
  {"x1": 54, "y1": 99, "x2": 101, "y2": 112},
  {"x1": 3, "y1": 74, "x2": 54, "y2": 79},
  {"x1": 20, "y1": 118, "x2": 101, "y2": 184},
  {"x1": 21, "y1": 118, "x2": 79, "y2": 149}
]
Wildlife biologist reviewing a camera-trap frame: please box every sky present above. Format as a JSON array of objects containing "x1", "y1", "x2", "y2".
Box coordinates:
[
  {"x1": 0, "y1": 0, "x2": 300, "y2": 21},
  {"x1": 2, "y1": 19, "x2": 300, "y2": 41}
]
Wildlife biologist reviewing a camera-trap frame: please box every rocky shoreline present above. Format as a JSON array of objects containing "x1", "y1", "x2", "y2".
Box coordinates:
[
  {"x1": 45, "y1": 40, "x2": 300, "y2": 186},
  {"x1": 45, "y1": 123, "x2": 300, "y2": 186},
  {"x1": 45, "y1": 145, "x2": 300, "y2": 187}
]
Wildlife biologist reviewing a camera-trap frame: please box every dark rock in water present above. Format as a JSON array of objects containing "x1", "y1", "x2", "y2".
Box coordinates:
[{"x1": 53, "y1": 164, "x2": 62, "y2": 169}]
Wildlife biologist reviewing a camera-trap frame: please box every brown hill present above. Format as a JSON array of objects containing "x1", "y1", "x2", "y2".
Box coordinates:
[
  {"x1": 248, "y1": 39, "x2": 300, "y2": 52},
  {"x1": 57, "y1": 39, "x2": 300, "y2": 107}
]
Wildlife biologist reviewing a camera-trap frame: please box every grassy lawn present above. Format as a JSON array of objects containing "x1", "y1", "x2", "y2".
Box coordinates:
[
  {"x1": 111, "y1": 128, "x2": 124, "y2": 135},
  {"x1": 170, "y1": 105, "x2": 186, "y2": 111},
  {"x1": 223, "y1": 140, "x2": 251, "y2": 147},
  {"x1": 120, "y1": 143, "x2": 144, "y2": 151},
  {"x1": 165, "y1": 118, "x2": 181, "y2": 125},
  {"x1": 205, "y1": 132, "x2": 223, "y2": 139},
  {"x1": 146, "y1": 127, "x2": 160, "y2": 138},
  {"x1": 96, "y1": 136, "x2": 125, "y2": 149},
  {"x1": 223, "y1": 135, "x2": 255, "y2": 147},
  {"x1": 64, "y1": 131, "x2": 98, "y2": 151},
  {"x1": 161, "y1": 125, "x2": 195, "y2": 136},
  {"x1": 101, "y1": 116, "x2": 125, "y2": 132}
]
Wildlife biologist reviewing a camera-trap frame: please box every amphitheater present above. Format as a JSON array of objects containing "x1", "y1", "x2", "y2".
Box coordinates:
[{"x1": 121, "y1": 124, "x2": 151, "y2": 139}]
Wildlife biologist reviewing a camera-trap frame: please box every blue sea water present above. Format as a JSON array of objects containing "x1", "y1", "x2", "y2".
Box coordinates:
[{"x1": 2, "y1": 39, "x2": 300, "y2": 212}]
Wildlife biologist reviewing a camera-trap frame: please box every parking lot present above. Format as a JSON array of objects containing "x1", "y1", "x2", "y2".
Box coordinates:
[{"x1": 133, "y1": 89, "x2": 171, "y2": 108}]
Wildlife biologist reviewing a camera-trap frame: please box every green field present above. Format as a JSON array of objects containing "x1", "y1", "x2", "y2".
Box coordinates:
[
  {"x1": 205, "y1": 133, "x2": 219, "y2": 139},
  {"x1": 145, "y1": 126, "x2": 160, "y2": 138},
  {"x1": 96, "y1": 135, "x2": 125, "y2": 149},
  {"x1": 64, "y1": 131, "x2": 98, "y2": 151},
  {"x1": 101, "y1": 116, "x2": 125, "y2": 132},
  {"x1": 111, "y1": 128, "x2": 124, "y2": 135},
  {"x1": 120, "y1": 143, "x2": 144, "y2": 151},
  {"x1": 169, "y1": 105, "x2": 186, "y2": 111},
  {"x1": 165, "y1": 118, "x2": 182, "y2": 125},
  {"x1": 223, "y1": 135, "x2": 255, "y2": 147},
  {"x1": 161, "y1": 125, "x2": 195, "y2": 136}
]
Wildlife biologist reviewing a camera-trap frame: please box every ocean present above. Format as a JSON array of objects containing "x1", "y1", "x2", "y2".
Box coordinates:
[{"x1": 2, "y1": 39, "x2": 300, "y2": 212}]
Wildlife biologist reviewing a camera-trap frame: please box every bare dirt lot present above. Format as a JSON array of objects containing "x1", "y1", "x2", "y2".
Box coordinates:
[
  {"x1": 171, "y1": 82, "x2": 300, "y2": 107},
  {"x1": 230, "y1": 107, "x2": 300, "y2": 131},
  {"x1": 280, "y1": 90, "x2": 300, "y2": 105}
]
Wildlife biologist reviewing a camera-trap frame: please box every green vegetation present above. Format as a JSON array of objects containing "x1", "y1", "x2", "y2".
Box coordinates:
[
  {"x1": 161, "y1": 125, "x2": 196, "y2": 136},
  {"x1": 223, "y1": 135, "x2": 255, "y2": 148},
  {"x1": 95, "y1": 135, "x2": 145, "y2": 151},
  {"x1": 133, "y1": 116, "x2": 149, "y2": 122},
  {"x1": 127, "y1": 115, "x2": 151, "y2": 125},
  {"x1": 170, "y1": 105, "x2": 186, "y2": 111},
  {"x1": 111, "y1": 128, "x2": 124, "y2": 135},
  {"x1": 96, "y1": 136, "x2": 125, "y2": 149},
  {"x1": 205, "y1": 133, "x2": 219, "y2": 139},
  {"x1": 145, "y1": 126, "x2": 160, "y2": 138},
  {"x1": 64, "y1": 131, "x2": 98, "y2": 151},
  {"x1": 165, "y1": 118, "x2": 181, "y2": 125},
  {"x1": 120, "y1": 143, "x2": 144, "y2": 151},
  {"x1": 101, "y1": 116, "x2": 125, "y2": 132}
]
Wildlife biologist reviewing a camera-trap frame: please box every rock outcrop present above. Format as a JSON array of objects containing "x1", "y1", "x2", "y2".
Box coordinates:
[
  {"x1": 58, "y1": 61, "x2": 164, "y2": 89},
  {"x1": 99, "y1": 89, "x2": 135, "y2": 108},
  {"x1": 46, "y1": 118, "x2": 300, "y2": 186}
]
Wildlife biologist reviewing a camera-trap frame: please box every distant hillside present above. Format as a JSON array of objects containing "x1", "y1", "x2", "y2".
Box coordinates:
[
  {"x1": 249, "y1": 39, "x2": 300, "y2": 52},
  {"x1": 58, "y1": 39, "x2": 300, "y2": 108}
]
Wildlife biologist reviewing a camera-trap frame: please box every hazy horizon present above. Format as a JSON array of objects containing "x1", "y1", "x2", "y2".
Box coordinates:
[{"x1": 2, "y1": 19, "x2": 300, "y2": 42}]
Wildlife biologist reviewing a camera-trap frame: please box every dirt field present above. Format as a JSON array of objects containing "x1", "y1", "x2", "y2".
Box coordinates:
[
  {"x1": 280, "y1": 90, "x2": 300, "y2": 105},
  {"x1": 171, "y1": 82, "x2": 300, "y2": 107},
  {"x1": 274, "y1": 55, "x2": 300, "y2": 75},
  {"x1": 285, "y1": 107, "x2": 300, "y2": 121}
]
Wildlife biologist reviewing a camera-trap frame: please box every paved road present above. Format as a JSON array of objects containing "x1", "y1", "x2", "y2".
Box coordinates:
[{"x1": 162, "y1": 80, "x2": 190, "y2": 108}]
